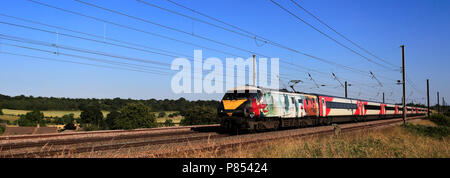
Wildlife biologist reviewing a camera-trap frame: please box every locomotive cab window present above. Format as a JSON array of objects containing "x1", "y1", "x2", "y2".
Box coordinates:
[{"x1": 222, "y1": 90, "x2": 261, "y2": 100}]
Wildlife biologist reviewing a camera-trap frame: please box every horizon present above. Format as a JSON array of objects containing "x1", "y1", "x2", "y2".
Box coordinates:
[
  {"x1": 1, "y1": 0, "x2": 449, "y2": 105},
  {"x1": 0, "y1": 91, "x2": 436, "y2": 106}
]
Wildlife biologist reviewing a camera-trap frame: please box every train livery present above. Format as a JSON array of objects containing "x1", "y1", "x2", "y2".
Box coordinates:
[{"x1": 217, "y1": 86, "x2": 427, "y2": 132}]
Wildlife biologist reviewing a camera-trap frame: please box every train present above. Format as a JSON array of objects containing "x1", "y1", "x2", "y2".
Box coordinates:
[{"x1": 217, "y1": 86, "x2": 427, "y2": 132}]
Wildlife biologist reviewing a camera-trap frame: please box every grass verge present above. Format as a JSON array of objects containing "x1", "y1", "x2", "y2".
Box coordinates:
[{"x1": 183, "y1": 119, "x2": 449, "y2": 158}]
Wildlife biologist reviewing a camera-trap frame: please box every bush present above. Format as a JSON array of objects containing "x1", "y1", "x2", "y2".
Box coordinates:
[
  {"x1": 403, "y1": 123, "x2": 449, "y2": 138},
  {"x1": 82, "y1": 124, "x2": 101, "y2": 131},
  {"x1": 430, "y1": 113, "x2": 450, "y2": 127},
  {"x1": 0, "y1": 124, "x2": 5, "y2": 135},
  {"x1": 164, "y1": 119, "x2": 175, "y2": 127},
  {"x1": 444, "y1": 111, "x2": 450, "y2": 117},
  {"x1": 52, "y1": 114, "x2": 75, "y2": 125},
  {"x1": 113, "y1": 103, "x2": 157, "y2": 130},
  {"x1": 180, "y1": 106, "x2": 218, "y2": 126},
  {"x1": 64, "y1": 123, "x2": 77, "y2": 130},
  {"x1": 17, "y1": 110, "x2": 46, "y2": 127},
  {"x1": 0, "y1": 108, "x2": 3, "y2": 115},
  {"x1": 158, "y1": 112, "x2": 166, "y2": 118}
]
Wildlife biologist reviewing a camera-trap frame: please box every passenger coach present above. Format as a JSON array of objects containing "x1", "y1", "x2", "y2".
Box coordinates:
[{"x1": 218, "y1": 86, "x2": 426, "y2": 132}]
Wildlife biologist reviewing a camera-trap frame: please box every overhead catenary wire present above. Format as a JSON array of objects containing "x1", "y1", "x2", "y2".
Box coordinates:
[
  {"x1": 289, "y1": 0, "x2": 399, "y2": 68},
  {"x1": 19, "y1": 1, "x2": 307, "y2": 79},
  {"x1": 0, "y1": 13, "x2": 192, "y2": 59},
  {"x1": 27, "y1": 0, "x2": 243, "y2": 58},
  {"x1": 1, "y1": 34, "x2": 389, "y2": 102},
  {"x1": 19, "y1": 0, "x2": 414, "y2": 102},
  {"x1": 0, "y1": 34, "x2": 171, "y2": 68},
  {"x1": 72, "y1": 0, "x2": 264, "y2": 59},
  {"x1": 270, "y1": 0, "x2": 395, "y2": 71},
  {"x1": 2, "y1": 41, "x2": 337, "y2": 93},
  {"x1": 0, "y1": 17, "x2": 323, "y2": 86},
  {"x1": 0, "y1": 21, "x2": 187, "y2": 61},
  {"x1": 26, "y1": 0, "x2": 389, "y2": 91},
  {"x1": 1, "y1": 43, "x2": 239, "y2": 84},
  {"x1": 1, "y1": 51, "x2": 169, "y2": 75},
  {"x1": 0, "y1": 34, "x2": 268, "y2": 83},
  {"x1": 0, "y1": 14, "x2": 285, "y2": 78},
  {"x1": 160, "y1": 0, "x2": 400, "y2": 85},
  {"x1": 0, "y1": 41, "x2": 170, "y2": 74},
  {"x1": 69, "y1": 0, "x2": 394, "y2": 81}
]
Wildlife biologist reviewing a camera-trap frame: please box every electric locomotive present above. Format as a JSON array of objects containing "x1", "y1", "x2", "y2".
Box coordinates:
[{"x1": 217, "y1": 86, "x2": 427, "y2": 132}]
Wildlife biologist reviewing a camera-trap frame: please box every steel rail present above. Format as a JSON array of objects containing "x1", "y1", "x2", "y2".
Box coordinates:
[{"x1": 153, "y1": 116, "x2": 425, "y2": 157}]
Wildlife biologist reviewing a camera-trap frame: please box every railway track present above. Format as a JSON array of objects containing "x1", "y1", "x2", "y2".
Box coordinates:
[
  {"x1": 0, "y1": 125, "x2": 221, "y2": 158},
  {"x1": 0, "y1": 124, "x2": 219, "y2": 141},
  {"x1": 152, "y1": 116, "x2": 425, "y2": 157},
  {"x1": 0, "y1": 116, "x2": 424, "y2": 158},
  {"x1": 0, "y1": 130, "x2": 196, "y2": 150},
  {"x1": 2, "y1": 132, "x2": 228, "y2": 158}
]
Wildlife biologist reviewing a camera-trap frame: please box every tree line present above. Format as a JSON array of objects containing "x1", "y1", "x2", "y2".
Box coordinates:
[
  {"x1": 0, "y1": 94, "x2": 221, "y2": 131},
  {"x1": 3, "y1": 103, "x2": 219, "y2": 131},
  {"x1": 0, "y1": 94, "x2": 219, "y2": 112}
]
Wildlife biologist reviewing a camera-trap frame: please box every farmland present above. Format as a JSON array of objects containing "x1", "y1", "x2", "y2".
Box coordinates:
[
  {"x1": 1, "y1": 109, "x2": 109, "y2": 118},
  {"x1": 153, "y1": 111, "x2": 183, "y2": 125},
  {"x1": 0, "y1": 109, "x2": 183, "y2": 125},
  {"x1": 0, "y1": 114, "x2": 19, "y2": 122}
]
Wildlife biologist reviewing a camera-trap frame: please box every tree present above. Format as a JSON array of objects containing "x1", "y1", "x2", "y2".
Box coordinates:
[
  {"x1": 17, "y1": 110, "x2": 46, "y2": 127},
  {"x1": 62, "y1": 114, "x2": 75, "y2": 125},
  {"x1": 79, "y1": 105, "x2": 104, "y2": 129},
  {"x1": 64, "y1": 123, "x2": 77, "y2": 130},
  {"x1": 0, "y1": 94, "x2": 220, "y2": 113},
  {"x1": 0, "y1": 124, "x2": 5, "y2": 134},
  {"x1": 164, "y1": 119, "x2": 175, "y2": 127},
  {"x1": 180, "y1": 106, "x2": 218, "y2": 126},
  {"x1": 52, "y1": 114, "x2": 75, "y2": 125},
  {"x1": 113, "y1": 103, "x2": 157, "y2": 130},
  {"x1": 104, "y1": 110, "x2": 120, "y2": 130}
]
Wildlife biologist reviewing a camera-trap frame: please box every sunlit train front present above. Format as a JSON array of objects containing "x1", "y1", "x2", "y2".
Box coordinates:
[
  {"x1": 217, "y1": 86, "x2": 263, "y2": 131},
  {"x1": 218, "y1": 85, "x2": 427, "y2": 132}
]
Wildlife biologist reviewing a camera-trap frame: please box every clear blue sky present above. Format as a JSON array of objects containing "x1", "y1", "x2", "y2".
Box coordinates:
[{"x1": 0, "y1": 0, "x2": 448, "y2": 105}]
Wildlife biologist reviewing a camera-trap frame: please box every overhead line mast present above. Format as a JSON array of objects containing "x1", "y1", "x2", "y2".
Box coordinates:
[{"x1": 401, "y1": 45, "x2": 406, "y2": 124}]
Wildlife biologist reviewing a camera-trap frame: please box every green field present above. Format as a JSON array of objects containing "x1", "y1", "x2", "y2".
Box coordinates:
[
  {"x1": 0, "y1": 114, "x2": 20, "y2": 122},
  {"x1": 1, "y1": 109, "x2": 109, "y2": 118},
  {"x1": 1, "y1": 109, "x2": 182, "y2": 125}
]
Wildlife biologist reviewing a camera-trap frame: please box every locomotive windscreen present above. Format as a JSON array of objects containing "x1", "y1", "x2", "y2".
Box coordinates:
[{"x1": 222, "y1": 90, "x2": 261, "y2": 100}]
